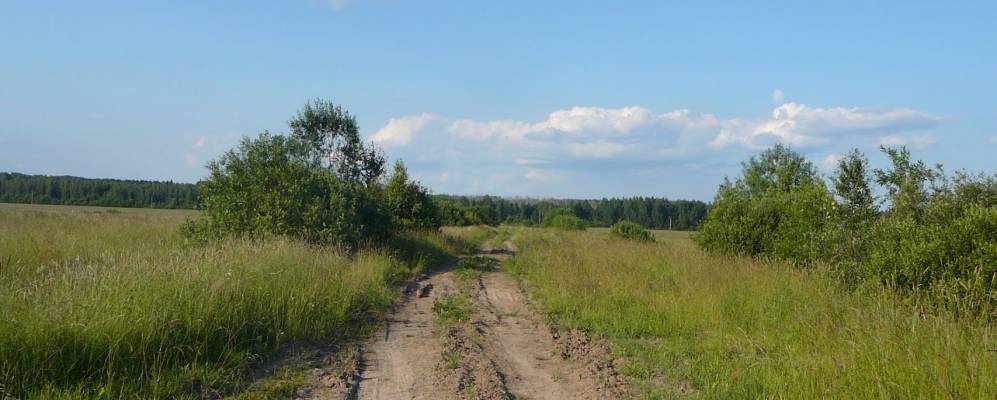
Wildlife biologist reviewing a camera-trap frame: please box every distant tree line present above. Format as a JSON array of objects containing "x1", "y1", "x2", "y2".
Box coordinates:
[
  {"x1": 434, "y1": 195, "x2": 708, "y2": 230},
  {"x1": 0, "y1": 172, "x2": 198, "y2": 209}
]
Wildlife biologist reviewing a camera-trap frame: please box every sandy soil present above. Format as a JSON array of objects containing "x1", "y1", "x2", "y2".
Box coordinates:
[{"x1": 289, "y1": 239, "x2": 625, "y2": 400}]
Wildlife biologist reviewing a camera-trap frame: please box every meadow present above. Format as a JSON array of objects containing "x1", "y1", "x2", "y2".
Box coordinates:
[
  {"x1": 0, "y1": 203, "x2": 460, "y2": 399},
  {"x1": 503, "y1": 227, "x2": 997, "y2": 399}
]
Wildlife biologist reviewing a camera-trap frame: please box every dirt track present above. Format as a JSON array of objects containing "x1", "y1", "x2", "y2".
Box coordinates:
[{"x1": 293, "y1": 240, "x2": 624, "y2": 400}]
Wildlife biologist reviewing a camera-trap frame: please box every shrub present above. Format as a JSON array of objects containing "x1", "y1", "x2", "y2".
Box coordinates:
[
  {"x1": 382, "y1": 161, "x2": 441, "y2": 230},
  {"x1": 609, "y1": 220, "x2": 654, "y2": 241},
  {"x1": 695, "y1": 145, "x2": 834, "y2": 264},
  {"x1": 697, "y1": 143, "x2": 997, "y2": 313},
  {"x1": 544, "y1": 208, "x2": 587, "y2": 230},
  {"x1": 192, "y1": 101, "x2": 394, "y2": 250}
]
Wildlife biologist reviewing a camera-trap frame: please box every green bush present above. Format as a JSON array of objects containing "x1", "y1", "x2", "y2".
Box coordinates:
[
  {"x1": 191, "y1": 100, "x2": 394, "y2": 250},
  {"x1": 609, "y1": 220, "x2": 654, "y2": 241},
  {"x1": 695, "y1": 144, "x2": 834, "y2": 264},
  {"x1": 696, "y1": 144, "x2": 997, "y2": 314},
  {"x1": 382, "y1": 161, "x2": 441, "y2": 230},
  {"x1": 543, "y1": 208, "x2": 587, "y2": 230}
]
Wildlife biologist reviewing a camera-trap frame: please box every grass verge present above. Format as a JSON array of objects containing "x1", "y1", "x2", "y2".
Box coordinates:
[
  {"x1": 0, "y1": 204, "x2": 457, "y2": 399},
  {"x1": 503, "y1": 226, "x2": 997, "y2": 399}
]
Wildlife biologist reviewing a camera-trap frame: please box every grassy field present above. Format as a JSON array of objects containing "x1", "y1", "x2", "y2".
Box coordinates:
[
  {"x1": 503, "y1": 227, "x2": 997, "y2": 399},
  {"x1": 0, "y1": 203, "x2": 459, "y2": 399}
]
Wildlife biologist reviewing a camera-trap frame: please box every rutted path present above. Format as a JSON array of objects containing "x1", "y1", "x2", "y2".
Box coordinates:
[
  {"x1": 354, "y1": 272, "x2": 459, "y2": 400},
  {"x1": 294, "y1": 238, "x2": 625, "y2": 400}
]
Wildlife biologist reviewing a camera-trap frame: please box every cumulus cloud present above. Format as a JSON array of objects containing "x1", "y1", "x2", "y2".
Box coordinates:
[
  {"x1": 712, "y1": 103, "x2": 941, "y2": 149},
  {"x1": 572, "y1": 140, "x2": 628, "y2": 158},
  {"x1": 370, "y1": 101, "x2": 941, "y2": 197},
  {"x1": 772, "y1": 88, "x2": 785, "y2": 104},
  {"x1": 371, "y1": 113, "x2": 439, "y2": 146}
]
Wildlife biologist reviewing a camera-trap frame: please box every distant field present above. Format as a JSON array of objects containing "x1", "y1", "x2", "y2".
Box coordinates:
[
  {"x1": 503, "y1": 227, "x2": 997, "y2": 399},
  {"x1": 0, "y1": 202, "x2": 200, "y2": 216},
  {"x1": 0, "y1": 203, "x2": 455, "y2": 399}
]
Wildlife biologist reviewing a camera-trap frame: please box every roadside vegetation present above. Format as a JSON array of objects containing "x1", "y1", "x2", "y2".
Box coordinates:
[
  {"x1": 609, "y1": 220, "x2": 654, "y2": 242},
  {"x1": 0, "y1": 100, "x2": 457, "y2": 399},
  {"x1": 504, "y1": 227, "x2": 996, "y2": 398},
  {"x1": 696, "y1": 144, "x2": 997, "y2": 315}
]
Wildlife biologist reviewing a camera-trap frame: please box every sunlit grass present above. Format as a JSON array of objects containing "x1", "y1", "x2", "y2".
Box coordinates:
[
  {"x1": 0, "y1": 204, "x2": 445, "y2": 399},
  {"x1": 503, "y1": 227, "x2": 997, "y2": 399}
]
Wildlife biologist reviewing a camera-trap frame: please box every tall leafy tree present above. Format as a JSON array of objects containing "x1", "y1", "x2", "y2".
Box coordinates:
[{"x1": 832, "y1": 148, "x2": 876, "y2": 221}]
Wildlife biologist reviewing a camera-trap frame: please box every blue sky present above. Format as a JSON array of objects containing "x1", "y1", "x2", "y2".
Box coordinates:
[{"x1": 1, "y1": 1, "x2": 995, "y2": 200}]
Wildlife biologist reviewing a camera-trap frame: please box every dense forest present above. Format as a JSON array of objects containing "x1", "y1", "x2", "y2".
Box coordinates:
[
  {"x1": 0, "y1": 172, "x2": 198, "y2": 209},
  {"x1": 435, "y1": 195, "x2": 708, "y2": 230}
]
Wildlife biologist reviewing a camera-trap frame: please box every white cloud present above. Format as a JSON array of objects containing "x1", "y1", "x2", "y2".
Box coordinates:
[
  {"x1": 719, "y1": 102, "x2": 941, "y2": 148},
  {"x1": 878, "y1": 134, "x2": 937, "y2": 149},
  {"x1": 572, "y1": 140, "x2": 628, "y2": 158},
  {"x1": 772, "y1": 88, "x2": 785, "y2": 104},
  {"x1": 820, "y1": 153, "x2": 843, "y2": 171},
  {"x1": 371, "y1": 113, "x2": 439, "y2": 146},
  {"x1": 372, "y1": 102, "x2": 941, "y2": 196}
]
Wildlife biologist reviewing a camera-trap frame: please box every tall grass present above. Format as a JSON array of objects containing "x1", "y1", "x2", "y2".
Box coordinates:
[
  {"x1": 504, "y1": 227, "x2": 997, "y2": 399},
  {"x1": 0, "y1": 204, "x2": 442, "y2": 398}
]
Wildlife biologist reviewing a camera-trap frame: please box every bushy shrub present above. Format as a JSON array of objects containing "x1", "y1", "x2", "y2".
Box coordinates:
[
  {"x1": 436, "y1": 200, "x2": 499, "y2": 226},
  {"x1": 695, "y1": 144, "x2": 834, "y2": 264},
  {"x1": 697, "y1": 144, "x2": 997, "y2": 313},
  {"x1": 544, "y1": 208, "x2": 587, "y2": 230},
  {"x1": 382, "y1": 161, "x2": 441, "y2": 230},
  {"x1": 191, "y1": 100, "x2": 394, "y2": 250},
  {"x1": 610, "y1": 220, "x2": 654, "y2": 241}
]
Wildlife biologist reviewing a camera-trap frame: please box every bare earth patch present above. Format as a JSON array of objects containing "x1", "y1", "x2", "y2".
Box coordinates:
[{"x1": 275, "y1": 239, "x2": 626, "y2": 399}]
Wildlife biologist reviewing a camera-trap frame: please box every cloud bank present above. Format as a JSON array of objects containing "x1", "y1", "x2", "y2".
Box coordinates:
[{"x1": 370, "y1": 102, "x2": 941, "y2": 198}]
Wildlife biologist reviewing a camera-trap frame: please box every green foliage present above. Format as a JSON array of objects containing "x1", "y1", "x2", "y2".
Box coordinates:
[
  {"x1": 832, "y1": 148, "x2": 876, "y2": 223},
  {"x1": 503, "y1": 227, "x2": 997, "y2": 399},
  {"x1": 696, "y1": 145, "x2": 835, "y2": 264},
  {"x1": 192, "y1": 101, "x2": 397, "y2": 249},
  {"x1": 609, "y1": 220, "x2": 654, "y2": 242},
  {"x1": 432, "y1": 294, "x2": 473, "y2": 325},
  {"x1": 382, "y1": 161, "x2": 441, "y2": 230},
  {"x1": 543, "y1": 208, "x2": 587, "y2": 230},
  {"x1": 0, "y1": 204, "x2": 446, "y2": 398},
  {"x1": 741, "y1": 143, "x2": 818, "y2": 197},
  {"x1": 874, "y1": 145, "x2": 942, "y2": 220},
  {"x1": 697, "y1": 143, "x2": 997, "y2": 314},
  {"x1": 197, "y1": 132, "x2": 389, "y2": 249},
  {"x1": 436, "y1": 198, "x2": 500, "y2": 226},
  {"x1": 434, "y1": 195, "x2": 707, "y2": 230},
  {"x1": 288, "y1": 99, "x2": 386, "y2": 187},
  {"x1": 0, "y1": 172, "x2": 197, "y2": 208}
]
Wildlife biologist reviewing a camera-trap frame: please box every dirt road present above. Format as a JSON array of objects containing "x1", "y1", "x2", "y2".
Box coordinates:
[{"x1": 293, "y1": 240, "x2": 624, "y2": 399}]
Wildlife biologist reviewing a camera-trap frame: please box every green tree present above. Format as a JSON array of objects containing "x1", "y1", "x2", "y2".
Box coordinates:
[
  {"x1": 383, "y1": 161, "x2": 441, "y2": 230},
  {"x1": 742, "y1": 143, "x2": 818, "y2": 197},
  {"x1": 832, "y1": 148, "x2": 876, "y2": 222},
  {"x1": 289, "y1": 99, "x2": 386, "y2": 187},
  {"x1": 874, "y1": 146, "x2": 941, "y2": 220},
  {"x1": 192, "y1": 101, "x2": 393, "y2": 249}
]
